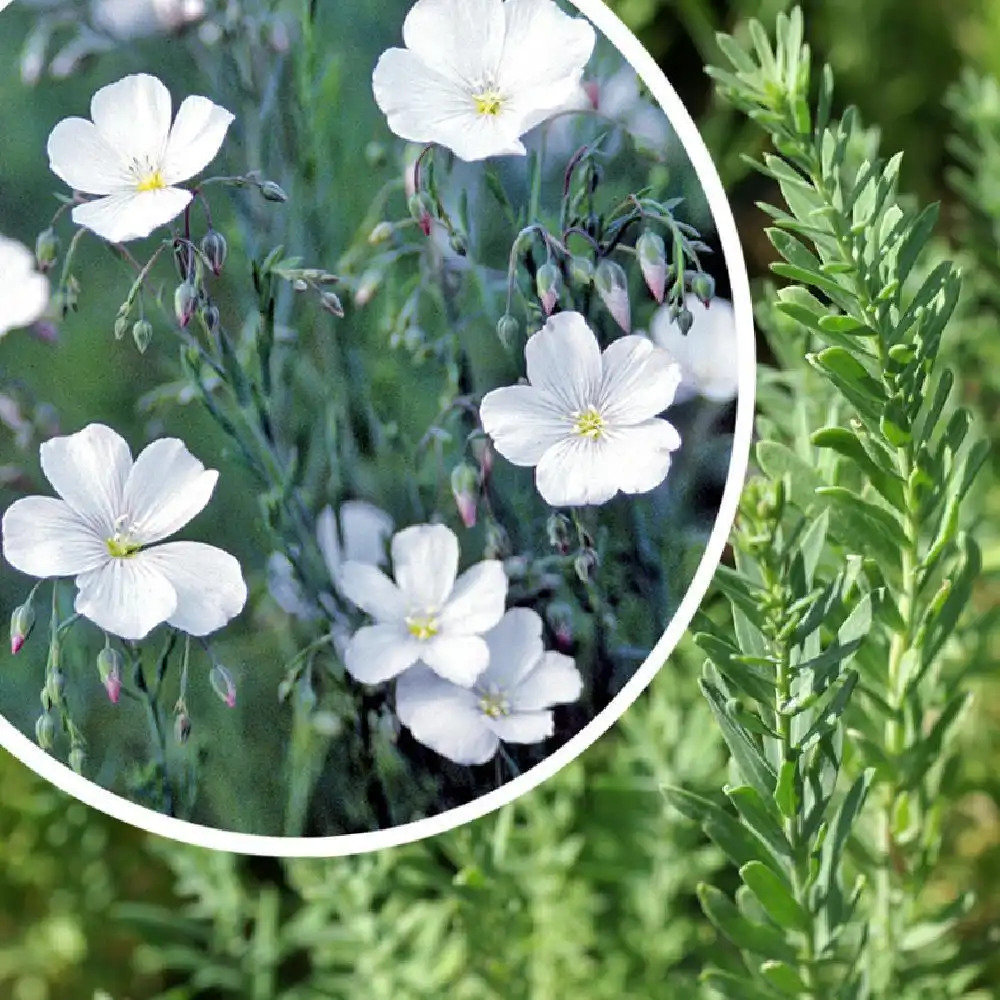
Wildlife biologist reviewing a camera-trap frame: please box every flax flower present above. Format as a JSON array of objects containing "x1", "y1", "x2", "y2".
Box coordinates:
[
  {"x1": 395, "y1": 607, "x2": 582, "y2": 765},
  {"x1": 0, "y1": 236, "x2": 49, "y2": 338},
  {"x1": 47, "y1": 73, "x2": 234, "y2": 243},
  {"x1": 339, "y1": 523, "x2": 507, "y2": 686},
  {"x1": 480, "y1": 311, "x2": 682, "y2": 506},
  {"x1": 1, "y1": 423, "x2": 246, "y2": 641},
  {"x1": 372, "y1": 0, "x2": 596, "y2": 162}
]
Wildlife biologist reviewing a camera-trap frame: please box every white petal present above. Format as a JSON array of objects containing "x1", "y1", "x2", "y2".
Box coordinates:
[
  {"x1": 372, "y1": 49, "x2": 526, "y2": 161},
  {"x1": 140, "y1": 541, "x2": 247, "y2": 636},
  {"x1": 479, "y1": 384, "x2": 569, "y2": 466},
  {"x1": 339, "y1": 501, "x2": 394, "y2": 567},
  {"x1": 74, "y1": 556, "x2": 177, "y2": 641},
  {"x1": 484, "y1": 709, "x2": 554, "y2": 744},
  {"x1": 599, "y1": 335, "x2": 681, "y2": 424},
  {"x1": 391, "y1": 523, "x2": 459, "y2": 612},
  {"x1": 0, "y1": 239, "x2": 49, "y2": 336},
  {"x1": 344, "y1": 623, "x2": 422, "y2": 684},
  {"x1": 439, "y1": 560, "x2": 508, "y2": 634},
  {"x1": 605, "y1": 419, "x2": 680, "y2": 495},
  {"x1": 266, "y1": 552, "x2": 319, "y2": 620},
  {"x1": 338, "y1": 562, "x2": 407, "y2": 622},
  {"x1": 525, "y1": 312, "x2": 602, "y2": 413},
  {"x1": 40, "y1": 424, "x2": 132, "y2": 535},
  {"x1": 161, "y1": 95, "x2": 234, "y2": 185},
  {"x1": 401, "y1": 0, "x2": 505, "y2": 87},
  {"x1": 72, "y1": 188, "x2": 193, "y2": 243},
  {"x1": 315, "y1": 505, "x2": 342, "y2": 578},
  {"x1": 396, "y1": 664, "x2": 498, "y2": 765},
  {"x1": 90, "y1": 73, "x2": 172, "y2": 173},
  {"x1": 534, "y1": 435, "x2": 617, "y2": 507},
  {"x1": 47, "y1": 118, "x2": 131, "y2": 195},
  {"x1": 480, "y1": 607, "x2": 545, "y2": 687},
  {"x1": 124, "y1": 437, "x2": 218, "y2": 544},
  {"x1": 498, "y1": 0, "x2": 596, "y2": 94},
  {"x1": 512, "y1": 651, "x2": 582, "y2": 710},
  {"x1": 2, "y1": 497, "x2": 107, "y2": 577},
  {"x1": 420, "y1": 633, "x2": 490, "y2": 686}
]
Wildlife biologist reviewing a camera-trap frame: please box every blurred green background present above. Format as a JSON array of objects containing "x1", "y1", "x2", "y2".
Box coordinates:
[{"x1": 1, "y1": 0, "x2": 999, "y2": 996}]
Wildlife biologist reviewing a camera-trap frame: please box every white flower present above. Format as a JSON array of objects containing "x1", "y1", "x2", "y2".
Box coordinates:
[
  {"x1": 480, "y1": 311, "x2": 682, "y2": 507},
  {"x1": 650, "y1": 292, "x2": 740, "y2": 404},
  {"x1": 267, "y1": 501, "x2": 394, "y2": 621},
  {"x1": 395, "y1": 607, "x2": 581, "y2": 765},
  {"x1": 91, "y1": 0, "x2": 207, "y2": 40},
  {"x1": 338, "y1": 523, "x2": 507, "y2": 686},
  {"x1": 0, "y1": 236, "x2": 49, "y2": 338},
  {"x1": 47, "y1": 73, "x2": 234, "y2": 243},
  {"x1": 1, "y1": 423, "x2": 247, "y2": 641},
  {"x1": 372, "y1": 0, "x2": 596, "y2": 162}
]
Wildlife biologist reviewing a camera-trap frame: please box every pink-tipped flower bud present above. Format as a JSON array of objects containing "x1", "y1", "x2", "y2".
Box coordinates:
[
  {"x1": 97, "y1": 646, "x2": 123, "y2": 705},
  {"x1": 201, "y1": 229, "x2": 228, "y2": 276},
  {"x1": 471, "y1": 436, "x2": 493, "y2": 479},
  {"x1": 174, "y1": 281, "x2": 199, "y2": 328},
  {"x1": 637, "y1": 230, "x2": 667, "y2": 303},
  {"x1": 35, "y1": 227, "x2": 60, "y2": 273},
  {"x1": 209, "y1": 663, "x2": 237, "y2": 708},
  {"x1": 595, "y1": 259, "x2": 631, "y2": 332},
  {"x1": 450, "y1": 462, "x2": 480, "y2": 529},
  {"x1": 535, "y1": 262, "x2": 561, "y2": 317},
  {"x1": 10, "y1": 602, "x2": 35, "y2": 655},
  {"x1": 690, "y1": 271, "x2": 716, "y2": 307},
  {"x1": 408, "y1": 192, "x2": 435, "y2": 237},
  {"x1": 569, "y1": 255, "x2": 595, "y2": 287},
  {"x1": 547, "y1": 601, "x2": 575, "y2": 652}
]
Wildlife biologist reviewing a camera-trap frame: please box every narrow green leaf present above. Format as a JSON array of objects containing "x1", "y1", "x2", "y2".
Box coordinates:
[
  {"x1": 816, "y1": 770, "x2": 873, "y2": 898},
  {"x1": 726, "y1": 785, "x2": 793, "y2": 860},
  {"x1": 760, "y1": 960, "x2": 808, "y2": 995},
  {"x1": 701, "y1": 971, "x2": 783, "y2": 1000},
  {"x1": 739, "y1": 861, "x2": 809, "y2": 931},
  {"x1": 810, "y1": 427, "x2": 906, "y2": 510},
  {"x1": 775, "y1": 760, "x2": 799, "y2": 820},
  {"x1": 697, "y1": 884, "x2": 798, "y2": 962}
]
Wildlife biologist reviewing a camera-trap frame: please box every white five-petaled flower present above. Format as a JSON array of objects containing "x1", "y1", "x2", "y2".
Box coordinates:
[
  {"x1": 480, "y1": 311, "x2": 683, "y2": 507},
  {"x1": 372, "y1": 0, "x2": 596, "y2": 162},
  {"x1": 395, "y1": 607, "x2": 582, "y2": 765},
  {"x1": 0, "y1": 236, "x2": 49, "y2": 338},
  {"x1": 1, "y1": 423, "x2": 247, "y2": 641},
  {"x1": 650, "y1": 292, "x2": 740, "y2": 404},
  {"x1": 338, "y1": 522, "x2": 507, "y2": 686},
  {"x1": 47, "y1": 73, "x2": 234, "y2": 243},
  {"x1": 267, "y1": 501, "x2": 394, "y2": 621}
]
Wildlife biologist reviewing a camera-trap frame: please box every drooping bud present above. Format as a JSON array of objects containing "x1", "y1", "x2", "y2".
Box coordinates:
[
  {"x1": 132, "y1": 318, "x2": 154, "y2": 354},
  {"x1": 595, "y1": 259, "x2": 631, "y2": 332},
  {"x1": 568, "y1": 255, "x2": 595, "y2": 287},
  {"x1": 547, "y1": 601, "x2": 575, "y2": 652},
  {"x1": 546, "y1": 513, "x2": 573, "y2": 554},
  {"x1": 574, "y1": 547, "x2": 599, "y2": 584},
  {"x1": 368, "y1": 221, "x2": 394, "y2": 245},
  {"x1": 35, "y1": 712, "x2": 55, "y2": 750},
  {"x1": 676, "y1": 306, "x2": 694, "y2": 336},
  {"x1": 636, "y1": 230, "x2": 667, "y2": 303},
  {"x1": 449, "y1": 231, "x2": 469, "y2": 257},
  {"x1": 259, "y1": 180, "x2": 288, "y2": 203},
  {"x1": 97, "y1": 646, "x2": 123, "y2": 705},
  {"x1": 174, "y1": 281, "x2": 199, "y2": 328},
  {"x1": 114, "y1": 313, "x2": 130, "y2": 340},
  {"x1": 174, "y1": 710, "x2": 192, "y2": 744},
  {"x1": 69, "y1": 744, "x2": 86, "y2": 775},
  {"x1": 10, "y1": 601, "x2": 35, "y2": 655},
  {"x1": 450, "y1": 463, "x2": 480, "y2": 529},
  {"x1": 320, "y1": 290, "x2": 345, "y2": 317},
  {"x1": 35, "y1": 227, "x2": 60, "y2": 273},
  {"x1": 535, "y1": 262, "x2": 561, "y2": 317},
  {"x1": 354, "y1": 271, "x2": 381, "y2": 308},
  {"x1": 484, "y1": 521, "x2": 510, "y2": 560},
  {"x1": 45, "y1": 663, "x2": 65, "y2": 707},
  {"x1": 201, "y1": 229, "x2": 228, "y2": 275},
  {"x1": 408, "y1": 191, "x2": 435, "y2": 237},
  {"x1": 496, "y1": 314, "x2": 520, "y2": 350},
  {"x1": 471, "y1": 436, "x2": 493, "y2": 479},
  {"x1": 209, "y1": 663, "x2": 237, "y2": 708},
  {"x1": 690, "y1": 271, "x2": 716, "y2": 307}
]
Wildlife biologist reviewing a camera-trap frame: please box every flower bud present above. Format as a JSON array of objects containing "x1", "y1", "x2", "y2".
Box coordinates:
[
  {"x1": 365, "y1": 141, "x2": 388, "y2": 168},
  {"x1": 132, "y1": 318, "x2": 154, "y2": 354},
  {"x1": 69, "y1": 745, "x2": 86, "y2": 775},
  {"x1": 535, "y1": 262, "x2": 561, "y2": 317},
  {"x1": 201, "y1": 229, "x2": 228, "y2": 275},
  {"x1": 450, "y1": 463, "x2": 480, "y2": 529},
  {"x1": 676, "y1": 307, "x2": 694, "y2": 336},
  {"x1": 35, "y1": 712, "x2": 55, "y2": 750},
  {"x1": 368, "y1": 221, "x2": 394, "y2": 245},
  {"x1": 45, "y1": 664, "x2": 66, "y2": 707},
  {"x1": 35, "y1": 227, "x2": 60, "y2": 273},
  {"x1": 259, "y1": 180, "x2": 288, "y2": 203},
  {"x1": 209, "y1": 663, "x2": 237, "y2": 708},
  {"x1": 97, "y1": 646, "x2": 123, "y2": 705},
  {"x1": 569, "y1": 255, "x2": 595, "y2": 286},
  {"x1": 690, "y1": 271, "x2": 715, "y2": 307},
  {"x1": 354, "y1": 271, "x2": 381, "y2": 308},
  {"x1": 637, "y1": 230, "x2": 667, "y2": 303},
  {"x1": 595, "y1": 259, "x2": 631, "y2": 332},
  {"x1": 471, "y1": 436, "x2": 493, "y2": 479},
  {"x1": 547, "y1": 601, "x2": 575, "y2": 652},
  {"x1": 448, "y1": 231, "x2": 469, "y2": 257},
  {"x1": 484, "y1": 521, "x2": 510, "y2": 560},
  {"x1": 496, "y1": 314, "x2": 519, "y2": 350},
  {"x1": 320, "y1": 291, "x2": 345, "y2": 317},
  {"x1": 10, "y1": 602, "x2": 35, "y2": 655},
  {"x1": 408, "y1": 192, "x2": 435, "y2": 236},
  {"x1": 174, "y1": 710, "x2": 192, "y2": 744},
  {"x1": 574, "y1": 547, "x2": 599, "y2": 584},
  {"x1": 200, "y1": 303, "x2": 221, "y2": 335},
  {"x1": 174, "y1": 281, "x2": 199, "y2": 328},
  {"x1": 114, "y1": 314, "x2": 130, "y2": 340},
  {"x1": 546, "y1": 513, "x2": 573, "y2": 554}
]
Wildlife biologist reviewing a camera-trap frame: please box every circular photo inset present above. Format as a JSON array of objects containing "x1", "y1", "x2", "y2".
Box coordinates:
[{"x1": 0, "y1": 0, "x2": 753, "y2": 853}]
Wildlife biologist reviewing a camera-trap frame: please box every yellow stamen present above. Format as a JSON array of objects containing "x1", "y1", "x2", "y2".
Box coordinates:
[
  {"x1": 573, "y1": 406, "x2": 606, "y2": 440},
  {"x1": 406, "y1": 613, "x2": 439, "y2": 640},
  {"x1": 106, "y1": 534, "x2": 142, "y2": 559},
  {"x1": 473, "y1": 90, "x2": 504, "y2": 117},
  {"x1": 478, "y1": 690, "x2": 510, "y2": 719},
  {"x1": 136, "y1": 170, "x2": 166, "y2": 192}
]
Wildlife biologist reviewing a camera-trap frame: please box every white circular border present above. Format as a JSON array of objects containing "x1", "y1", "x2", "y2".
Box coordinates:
[{"x1": 0, "y1": 0, "x2": 756, "y2": 857}]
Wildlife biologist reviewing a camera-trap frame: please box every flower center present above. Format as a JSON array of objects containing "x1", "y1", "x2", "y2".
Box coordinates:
[
  {"x1": 106, "y1": 514, "x2": 142, "y2": 559},
  {"x1": 135, "y1": 170, "x2": 166, "y2": 192},
  {"x1": 473, "y1": 88, "x2": 504, "y2": 117},
  {"x1": 572, "y1": 406, "x2": 606, "y2": 440},
  {"x1": 478, "y1": 686, "x2": 511, "y2": 719},
  {"x1": 406, "y1": 613, "x2": 440, "y2": 641}
]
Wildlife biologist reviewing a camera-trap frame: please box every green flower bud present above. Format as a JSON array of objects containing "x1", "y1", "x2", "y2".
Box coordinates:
[
  {"x1": 484, "y1": 521, "x2": 510, "y2": 560},
  {"x1": 690, "y1": 271, "x2": 716, "y2": 307},
  {"x1": 449, "y1": 231, "x2": 469, "y2": 256},
  {"x1": 535, "y1": 262, "x2": 561, "y2": 316},
  {"x1": 450, "y1": 462, "x2": 480, "y2": 529},
  {"x1": 546, "y1": 513, "x2": 573, "y2": 554},
  {"x1": 174, "y1": 710, "x2": 192, "y2": 744},
  {"x1": 259, "y1": 180, "x2": 288, "y2": 203},
  {"x1": 45, "y1": 664, "x2": 65, "y2": 707},
  {"x1": 676, "y1": 307, "x2": 694, "y2": 336},
  {"x1": 368, "y1": 221, "x2": 395, "y2": 245},
  {"x1": 10, "y1": 602, "x2": 35, "y2": 655},
  {"x1": 35, "y1": 712, "x2": 55, "y2": 750},
  {"x1": 568, "y1": 255, "x2": 595, "y2": 286},
  {"x1": 174, "y1": 281, "x2": 199, "y2": 328},
  {"x1": 114, "y1": 314, "x2": 130, "y2": 340},
  {"x1": 97, "y1": 646, "x2": 123, "y2": 704},
  {"x1": 636, "y1": 230, "x2": 667, "y2": 303},
  {"x1": 320, "y1": 291, "x2": 345, "y2": 317},
  {"x1": 364, "y1": 141, "x2": 388, "y2": 168},
  {"x1": 69, "y1": 745, "x2": 86, "y2": 775},
  {"x1": 200, "y1": 229, "x2": 228, "y2": 275},
  {"x1": 200, "y1": 303, "x2": 221, "y2": 335},
  {"x1": 496, "y1": 314, "x2": 520, "y2": 350},
  {"x1": 408, "y1": 192, "x2": 435, "y2": 236},
  {"x1": 595, "y1": 259, "x2": 631, "y2": 332},
  {"x1": 574, "y1": 547, "x2": 599, "y2": 584},
  {"x1": 132, "y1": 318, "x2": 154, "y2": 354},
  {"x1": 35, "y1": 227, "x2": 60, "y2": 272}
]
